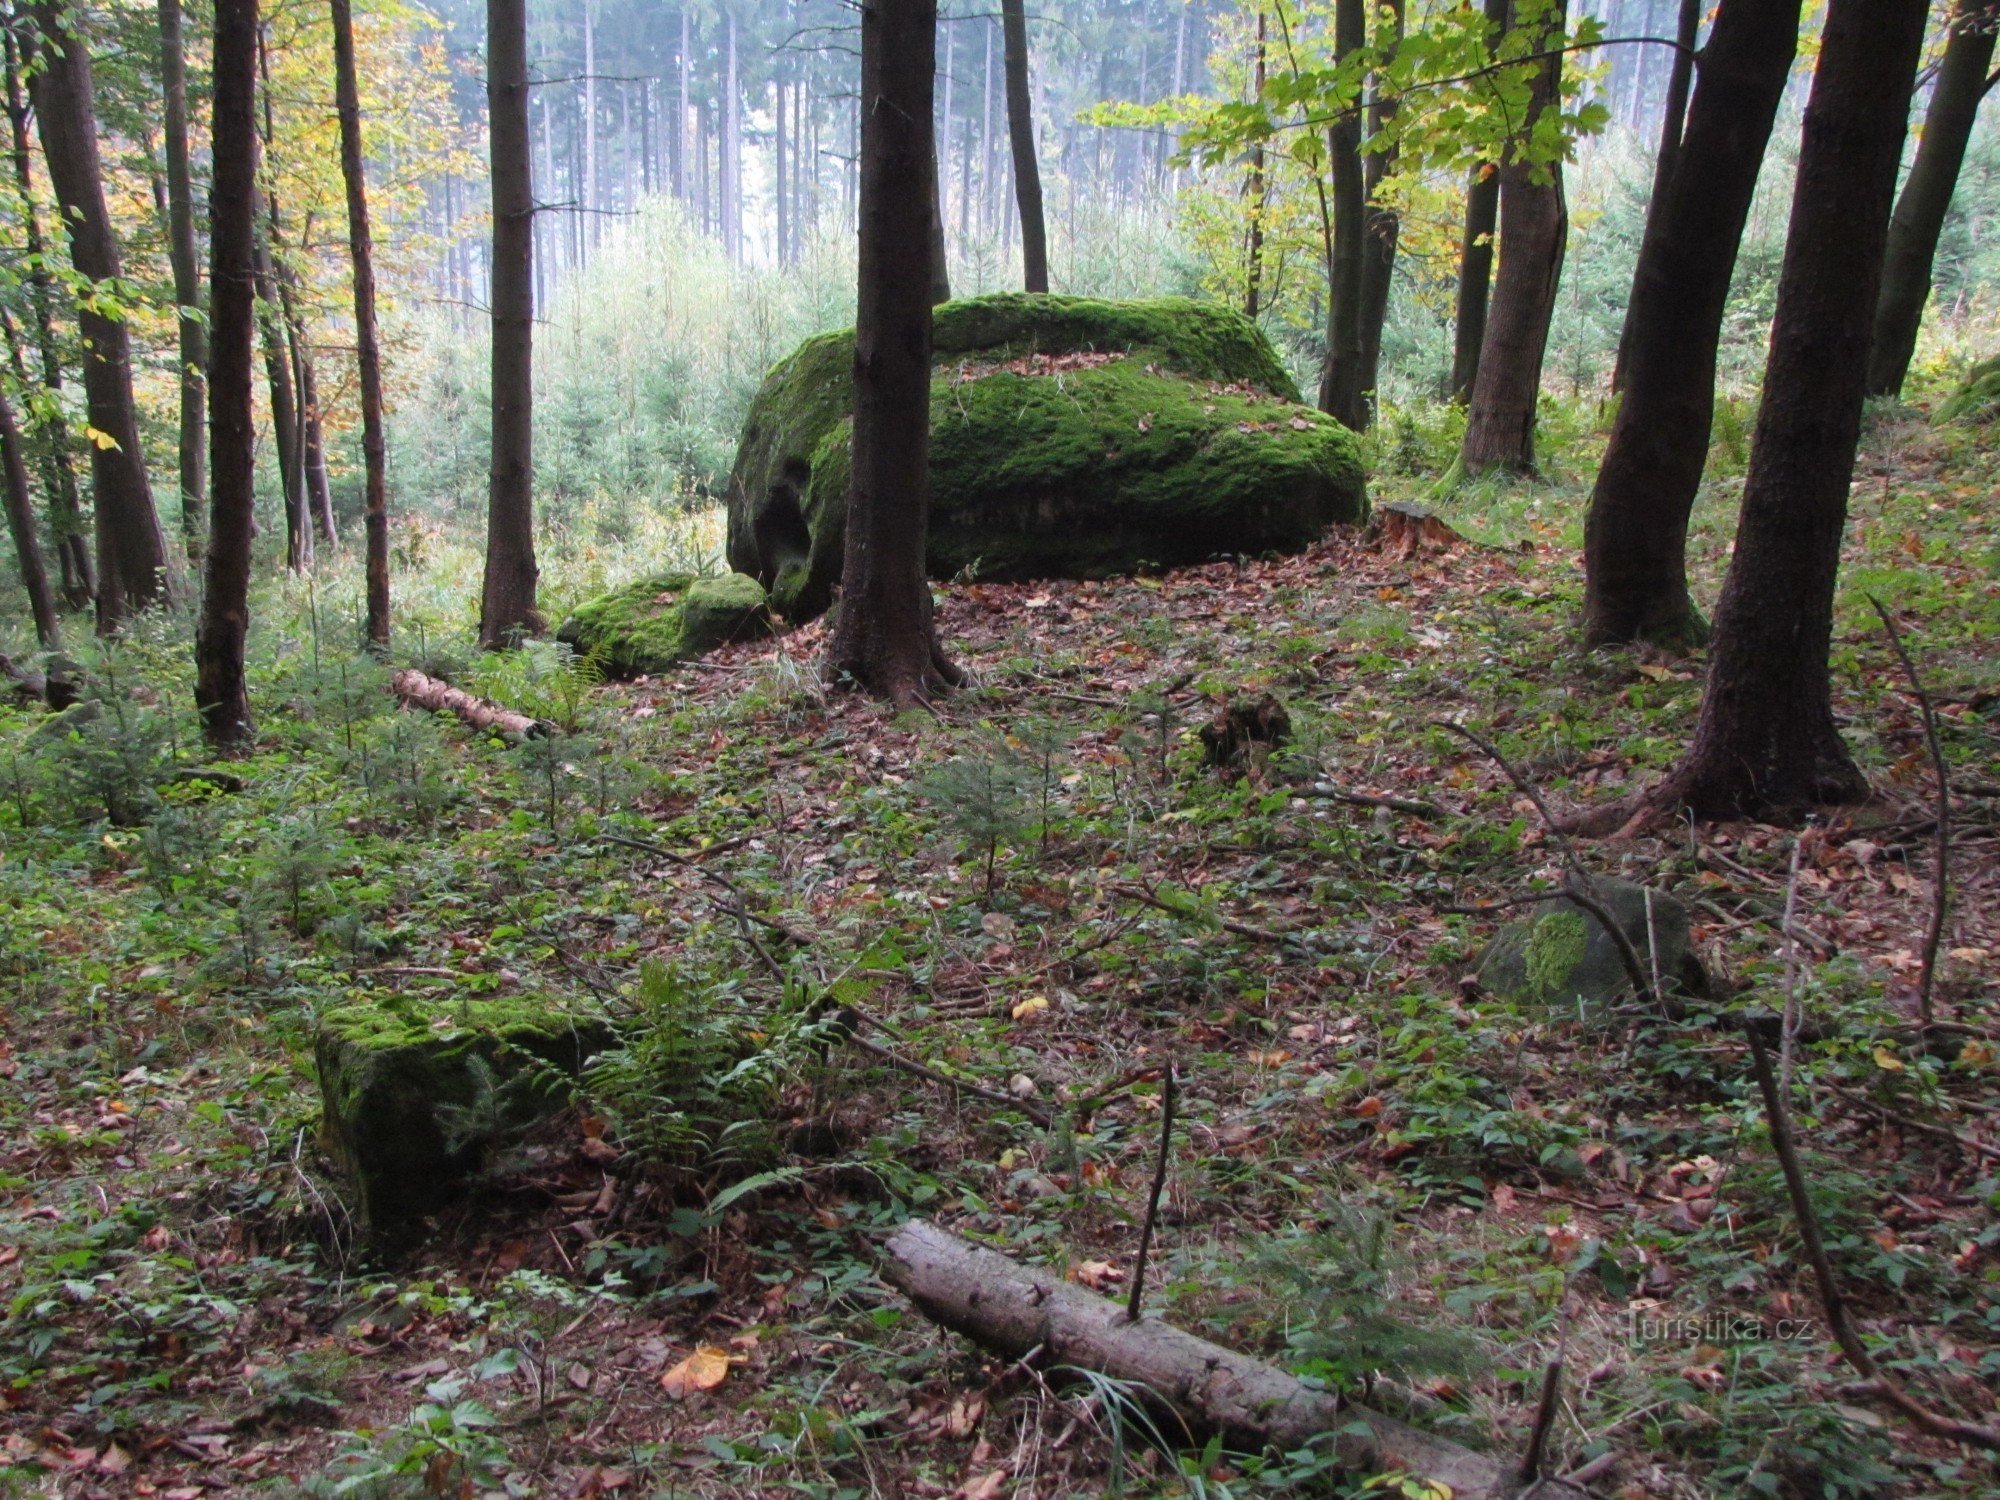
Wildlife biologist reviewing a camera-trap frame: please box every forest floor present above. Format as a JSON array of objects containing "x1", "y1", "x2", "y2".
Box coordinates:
[{"x1": 1, "y1": 403, "x2": 1997, "y2": 1500}]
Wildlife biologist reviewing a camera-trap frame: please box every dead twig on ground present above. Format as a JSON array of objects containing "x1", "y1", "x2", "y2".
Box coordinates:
[
  {"x1": 1745, "y1": 1021, "x2": 2000, "y2": 1451},
  {"x1": 1302, "y1": 783, "x2": 1445, "y2": 817},
  {"x1": 1869, "y1": 598, "x2": 1950, "y2": 1027},
  {"x1": 835, "y1": 1008, "x2": 1051, "y2": 1128},
  {"x1": 1126, "y1": 1064, "x2": 1176, "y2": 1323},
  {"x1": 1111, "y1": 881, "x2": 1306, "y2": 948}
]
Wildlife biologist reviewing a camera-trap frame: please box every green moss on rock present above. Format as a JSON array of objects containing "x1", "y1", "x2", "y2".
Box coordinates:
[
  {"x1": 726, "y1": 292, "x2": 1364, "y2": 622},
  {"x1": 1476, "y1": 879, "x2": 1710, "y2": 1012},
  {"x1": 1935, "y1": 355, "x2": 2000, "y2": 424},
  {"x1": 557, "y1": 572, "x2": 772, "y2": 678},
  {"x1": 316, "y1": 996, "x2": 613, "y2": 1232}
]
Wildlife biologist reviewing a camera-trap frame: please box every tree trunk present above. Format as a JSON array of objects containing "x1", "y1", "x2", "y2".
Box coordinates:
[
  {"x1": 980, "y1": 17, "x2": 995, "y2": 238},
  {"x1": 1609, "y1": 0, "x2": 1701, "y2": 393},
  {"x1": 675, "y1": 9, "x2": 691, "y2": 207},
  {"x1": 1648, "y1": 0, "x2": 1928, "y2": 822},
  {"x1": 1459, "y1": 0, "x2": 1568, "y2": 475},
  {"x1": 881, "y1": 1221, "x2": 1593, "y2": 1500},
  {"x1": 1000, "y1": 0, "x2": 1047, "y2": 291},
  {"x1": 930, "y1": 134, "x2": 952, "y2": 304},
  {"x1": 1244, "y1": 11, "x2": 1267, "y2": 319},
  {"x1": 0, "y1": 381, "x2": 60, "y2": 651},
  {"x1": 1450, "y1": 0, "x2": 1511, "y2": 403},
  {"x1": 776, "y1": 74, "x2": 789, "y2": 265},
  {"x1": 29, "y1": 0, "x2": 174, "y2": 628},
  {"x1": 480, "y1": 0, "x2": 541, "y2": 648},
  {"x1": 2, "y1": 28, "x2": 90, "y2": 607},
  {"x1": 275, "y1": 257, "x2": 335, "y2": 546},
  {"x1": 1581, "y1": 0, "x2": 1802, "y2": 648},
  {"x1": 157, "y1": 0, "x2": 207, "y2": 568},
  {"x1": 826, "y1": 0, "x2": 961, "y2": 706},
  {"x1": 1866, "y1": 0, "x2": 1999, "y2": 398},
  {"x1": 1358, "y1": 0, "x2": 1404, "y2": 410},
  {"x1": 723, "y1": 9, "x2": 741, "y2": 263},
  {"x1": 582, "y1": 0, "x2": 598, "y2": 253},
  {"x1": 196, "y1": 0, "x2": 262, "y2": 752},
  {"x1": 1318, "y1": 0, "x2": 1368, "y2": 430},
  {"x1": 332, "y1": 0, "x2": 390, "y2": 650},
  {"x1": 251, "y1": 224, "x2": 308, "y2": 573}
]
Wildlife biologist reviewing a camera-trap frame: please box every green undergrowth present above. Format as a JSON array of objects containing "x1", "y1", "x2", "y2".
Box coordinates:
[{"x1": 0, "y1": 400, "x2": 1995, "y2": 1496}]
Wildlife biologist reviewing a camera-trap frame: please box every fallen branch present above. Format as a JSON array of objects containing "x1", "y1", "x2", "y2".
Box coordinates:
[
  {"x1": 1111, "y1": 882, "x2": 1305, "y2": 948},
  {"x1": 1127, "y1": 1065, "x2": 1176, "y2": 1323},
  {"x1": 390, "y1": 669, "x2": 552, "y2": 741},
  {"x1": 1868, "y1": 599, "x2": 1949, "y2": 1027},
  {"x1": 881, "y1": 1219, "x2": 1593, "y2": 1500},
  {"x1": 595, "y1": 832, "x2": 813, "y2": 948},
  {"x1": 839, "y1": 1016, "x2": 1050, "y2": 1128},
  {"x1": 1303, "y1": 783, "x2": 1444, "y2": 817},
  {"x1": 1745, "y1": 1023, "x2": 2000, "y2": 1451}
]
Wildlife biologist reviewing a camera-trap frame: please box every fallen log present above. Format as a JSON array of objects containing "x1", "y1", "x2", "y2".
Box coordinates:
[
  {"x1": 389, "y1": 669, "x2": 552, "y2": 741},
  {"x1": 881, "y1": 1220, "x2": 1592, "y2": 1500}
]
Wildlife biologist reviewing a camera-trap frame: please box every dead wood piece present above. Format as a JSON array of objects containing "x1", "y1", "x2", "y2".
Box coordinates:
[
  {"x1": 1369, "y1": 501, "x2": 1469, "y2": 559},
  {"x1": 1199, "y1": 694, "x2": 1291, "y2": 779},
  {"x1": 1305, "y1": 783, "x2": 1445, "y2": 817},
  {"x1": 881, "y1": 1220, "x2": 1593, "y2": 1500},
  {"x1": 389, "y1": 669, "x2": 552, "y2": 741}
]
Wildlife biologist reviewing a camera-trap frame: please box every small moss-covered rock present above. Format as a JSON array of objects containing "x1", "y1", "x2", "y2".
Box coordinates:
[
  {"x1": 1477, "y1": 879, "x2": 1710, "y2": 1011},
  {"x1": 727, "y1": 292, "x2": 1366, "y2": 622},
  {"x1": 316, "y1": 997, "x2": 613, "y2": 1232},
  {"x1": 557, "y1": 572, "x2": 772, "y2": 677},
  {"x1": 1934, "y1": 355, "x2": 2000, "y2": 424}
]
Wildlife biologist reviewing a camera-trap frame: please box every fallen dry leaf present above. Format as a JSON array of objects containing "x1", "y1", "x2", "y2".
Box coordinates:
[{"x1": 659, "y1": 1345, "x2": 731, "y2": 1399}]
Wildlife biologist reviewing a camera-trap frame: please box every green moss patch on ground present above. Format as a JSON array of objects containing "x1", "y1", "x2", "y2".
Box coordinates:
[{"x1": 557, "y1": 571, "x2": 772, "y2": 677}]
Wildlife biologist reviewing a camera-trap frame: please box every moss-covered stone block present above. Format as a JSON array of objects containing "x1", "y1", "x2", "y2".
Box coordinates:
[
  {"x1": 1935, "y1": 355, "x2": 2000, "y2": 424},
  {"x1": 726, "y1": 292, "x2": 1366, "y2": 622},
  {"x1": 316, "y1": 997, "x2": 613, "y2": 1232},
  {"x1": 556, "y1": 572, "x2": 772, "y2": 678},
  {"x1": 1476, "y1": 879, "x2": 1710, "y2": 1011}
]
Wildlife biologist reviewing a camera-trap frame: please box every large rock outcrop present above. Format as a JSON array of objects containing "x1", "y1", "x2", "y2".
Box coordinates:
[{"x1": 726, "y1": 293, "x2": 1367, "y2": 622}]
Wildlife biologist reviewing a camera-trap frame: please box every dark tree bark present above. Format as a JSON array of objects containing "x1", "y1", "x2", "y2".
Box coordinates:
[
  {"x1": 1449, "y1": 0, "x2": 1510, "y2": 403},
  {"x1": 1866, "y1": 0, "x2": 1999, "y2": 398},
  {"x1": 332, "y1": 0, "x2": 390, "y2": 650},
  {"x1": 480, "y1": 0, "x2": 541, "y2": 648},
  {"x1": 1647, "y1": 0, "x2": 1928, "y2": 822},
  {"x1": 158, "y1": 0, "x2": 206, "y2": 566},
  {"x1": 196, "y1": 0, "x2": 261, "y2": 752},
  {"x1": 1609, "y1": 0, "x2": 1701, "y2": 393},
  {"x1": 2, "y1": 27, "x2": 89, "y2": 606},
  {"x1": 1459, "y1": 0, "x2": 1568, "y2": 474},
  {"x1": 30, "y1": 0, "x2": 174, "y2": 627},
  {"x1": 1358, "y1": 0, "x2": 1404, "y2": 409},
  {"x1": 1318, "y1": 0, "x2": 1368, "y2": 430},
  {"x1": 0, "y1": 381, "x2": 59, "y2": 650},
  {"x1": 1581, "y1": 0, "x2": 1801, "y2": 649},
  {"x1": 826, "y1": 0, "x2": 961, "y2": 705},
  {"x1": 1000, "y1": 0, "x2": 1047, "y2": 292},
  {"x1": 930, "y1": 138, "x2": 952, "y2": 305}
]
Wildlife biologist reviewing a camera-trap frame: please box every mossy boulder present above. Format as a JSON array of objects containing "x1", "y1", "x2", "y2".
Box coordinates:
[
  {"x1": 1934, "y1": 355, "x2": 2000, "y2": 424},
  {"x1": 316, "y1": 997, "x2": 613, "y2": 1233},
  {"x1": 557, "y1": 571, "x2": 772, "y2": 677},
  {"x1": 1476, "y1": 879, "x2": 1710, "y2": 1012},
  {"x1": 726, "y1": 292, "x2": 1367, "y2": 622}
]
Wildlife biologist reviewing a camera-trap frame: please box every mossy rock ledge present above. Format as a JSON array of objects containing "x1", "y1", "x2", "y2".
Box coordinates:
[
  {"x1": 1477, "y1": 878, "x2": 1710, "y2": 1012},
  {"x1": 1934, "y1": 354, "x2": 2000, "y2": 424},
  {"x1": 557, "y1": 571, "x2": 772, "y2": 677},
  {"x1": 725, "y1": 292, "x2": 1368, "y2": 623},
  {"x1": 316, "y1": 997, "x2": 613, "y2": 1233}
]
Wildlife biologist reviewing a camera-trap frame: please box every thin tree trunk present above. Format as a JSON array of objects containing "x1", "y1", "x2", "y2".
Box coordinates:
[
  {"x1": 1318, "y1": 0, "x2": 1367, "y2": 429},
  {"x1": 1866, "y1": 0, "x2": 2000, "y2": 397},
  {"x1": 583, "y1": 0, "x2": 598, "y2": 252},
  {"x1": 196, "y1": 0, "x2": 262, "y2": 751},
  {"x1": 1582, "y1": 0, "x2": 1802, "y2": 648},
  {"x1": 273, "y1": 251, "x2": 334, "y2": 546},
  {"x1": 158, "y1": 0, "x2": 207, "y2": 567},
  {"x1": 0, "y1": 381, "x2": 59, "y2": 650},
  {"x1": 940, "y1": 11, "x2": 954, "y2": 231},
  {"x1": 1610, "y1": 0, "x2": 1701, "y2": 393},
  {"x1": 827, "y1": 0, "x2": 961, "y2": 705},
  {"x1": 930, "y1": 138, "x2": 952, "y2": 303},
  {"x1": 1358, "y1": 0, "x2": 1404, "y2": 409},
  {"x1": 1244, "y1": 11, "x2": 1267, "y2": 318},
  {"x1": 1450, "y1": 0, "x2": 1510, "y2": 403},
  {"x1": 776, "y1": 74, "x2": 789, "y2": 264},
  {"x1": 980, "y1": 17, "x2": 995, "y2": 238},
  {"x1": 0, "y1": 37, "x2": 89, "y2": 606},
  {"x1": 480, "y1": 0, "x2": 541, "y2": 648},
  {"x1": 723, "y1": 9, "x2": 741, "y2": 263},
  {"x1": 1648, "y1": 0, "x2": 1927, "y2": 821},
  {"x1": 331, "y1": 0, "x2": 390, "y2": 650},
  {"x1": 1000, "y1": 0, "x2": 1047, "y2": 291},
  {"x1": 675, "y1": 9, "x2": 690, "y2": 206},
  {"x1": 251, "y1": 216, "x2": 307, "y2": 572},
  {"x1": 1460, "y1": 0, "x2": 1568, "y2": 474},
  {"x1": 29, "y1": 0, "x2": 173, "y2": 627}
]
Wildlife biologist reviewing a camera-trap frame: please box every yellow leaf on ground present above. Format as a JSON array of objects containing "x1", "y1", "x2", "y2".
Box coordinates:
[
  {"x1": 1010, "y1": 995, "x2": 1049, "y2": 1020},
  {"x1": 1873, "y1": 1046, "x2": 1906, "y2": 1072},
  {"x1": 660, "y1": 1344, "x2": 730, "y2": 1398}
]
